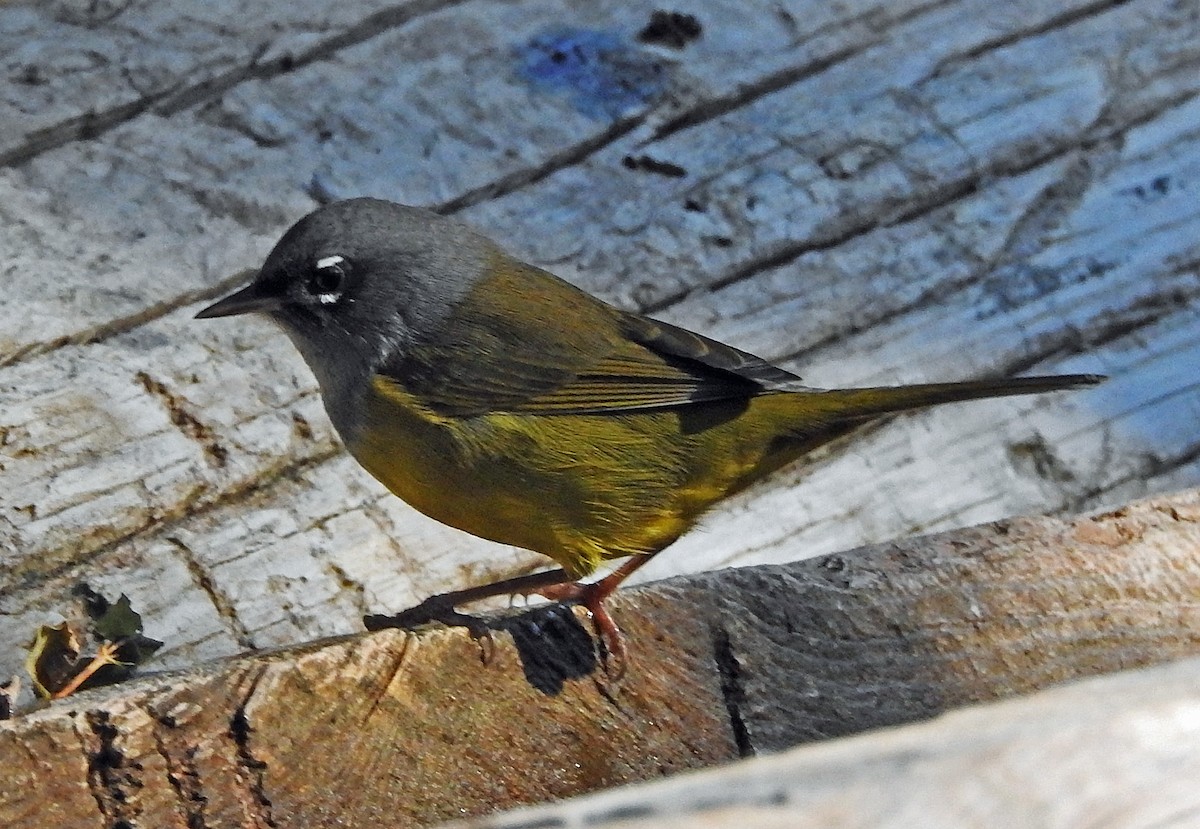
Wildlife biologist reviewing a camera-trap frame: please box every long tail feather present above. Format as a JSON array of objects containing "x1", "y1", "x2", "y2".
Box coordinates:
[{"x1": 813, "y1": 373, "x2": 1105, "y2": 420}]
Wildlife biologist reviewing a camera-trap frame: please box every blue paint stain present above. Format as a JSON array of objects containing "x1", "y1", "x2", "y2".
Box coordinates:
[{"x1": 516, "y1": 28, "x2": 668, "y2": 120}]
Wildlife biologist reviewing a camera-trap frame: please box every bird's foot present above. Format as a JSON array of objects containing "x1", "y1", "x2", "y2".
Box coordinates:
[
  {"x1": 364, "y1": 594, "x2": 495, "y2": 661},
  {"x1": 363, "y1": 565, "x2": 639, "y2": 676},
  {"x1": 535, "y1": 580, "x2": 628, "y2": 680},
  {"x1": 363, "y1": 569, "x2": 574, "y2": 635}
]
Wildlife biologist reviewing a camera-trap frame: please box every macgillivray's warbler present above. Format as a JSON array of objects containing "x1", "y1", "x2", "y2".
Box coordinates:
[{"x1": 196, "y1": 198, "x2": 1103, "y2": 668}]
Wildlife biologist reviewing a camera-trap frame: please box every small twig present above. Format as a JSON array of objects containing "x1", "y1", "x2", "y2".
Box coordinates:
[{"x1": 51, "y1": 641, "x2": 129, "y2": 700}]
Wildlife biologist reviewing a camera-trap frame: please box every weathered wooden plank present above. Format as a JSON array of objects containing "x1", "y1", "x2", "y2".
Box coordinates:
[
  {"x1": 1, "y1": 0, "x2": 892, "y2": 358},
  {"x1": 3, "y1": 487, "x2": 1198, "y2": 828},
  {"x1": 0, "y1": 0, "x2": 462, "y2": 160},
  {"x1": 2, "y1": 0, "x2": 1198, "y2": 697},
  {"x1": 467, "y1": 0, "x2": 1197, "y2": 305},
  {"x1": 2, "y1": 604, "x2": 734, "y2": 829},
  {"x1": 452, "y1": 655, "x2": 1200, "y2": 829}
]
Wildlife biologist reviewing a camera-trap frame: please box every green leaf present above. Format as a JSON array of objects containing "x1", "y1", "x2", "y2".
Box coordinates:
[{"x1": 93, "y1": 594, "x2": 144, "y2": 641}]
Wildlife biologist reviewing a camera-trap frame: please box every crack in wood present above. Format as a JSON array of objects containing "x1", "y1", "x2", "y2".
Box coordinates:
[
  {"x1": 167, "y1": 536, "x2": 257, "y2": 650},
  {"x1": 649, "y1": 41, "x2": 881, "y2": 145},
  {"x1": 648, "y1": 0, "x2": 957, "y2": 143},
  {"x1": 227, "y1": 666, "x2": 278, "y2": 829},
  {"x1": 0, "y1": 268, "x2": 257, "y2": 369},
  {"x1": 920, "y1": 0, "x2": 1136, "y2": 83},
  {"x1": 150, "y1": 714, "x2": 210, "y2": 829},
  {"x1": 1005, "y1": 287, "x2": 1200, "y2": 375},
  {"x1": 82, "y1": 709, "x2": 141, "y2": 829},
  {"x1": 434, "y1": 114, "x2": 645, "y2": 215},
  {"x1": 0, "y1": 0, "x2": 470, "y2": 169},
  {"x1": 0, "y1": 83, "x2": 185, "y2": 169},
  {"x1": 0, "y1": 443, "x2": 342, "y2": 604},
  {"x1": 710, "y1": 622, "x2": 753, "y2": 758},
  {"x1": 1105, "y1": 429, "x2": 1200, "y2": 490},
  {"x1": 358, "y1": 639, "x2": 415, "y2": 726},
  {"x1": 135, "y1": 371, "x2": 228, "y2": 468},
  {"x1": 1003, "y1": 360, "x2": 1200, "y2": 515}
]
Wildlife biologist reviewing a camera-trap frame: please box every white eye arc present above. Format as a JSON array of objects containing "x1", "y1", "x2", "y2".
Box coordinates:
[{"x1": 311, "y1": 255, "x2": 348, "y2": 304}]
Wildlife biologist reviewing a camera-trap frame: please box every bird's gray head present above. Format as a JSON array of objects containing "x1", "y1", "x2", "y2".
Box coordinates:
[{"x1": 196, "y1": 198, "x2": 492, "y2": 428}]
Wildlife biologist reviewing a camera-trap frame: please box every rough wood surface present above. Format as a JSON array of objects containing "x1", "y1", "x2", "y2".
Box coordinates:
[
  {"x1": 452, "y1": 653, "x2": 1200, "y2": 829},
  {"x1": 2, "y1": 0, "x2": 1199, "y2": 703},
  {"x1": 2, "y1": 488, "x2": 1198, "y2": 828}
]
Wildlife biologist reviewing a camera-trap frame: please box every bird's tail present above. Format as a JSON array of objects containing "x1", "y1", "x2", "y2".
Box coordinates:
[{"x1": 809, "y1": 373, "x2": 1105, "y2": 420}]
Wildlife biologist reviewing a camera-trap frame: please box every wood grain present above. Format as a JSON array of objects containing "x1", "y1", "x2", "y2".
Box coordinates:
[
  {"x1": 2, "y1": 487, "x2": 1198, "y2": 828},
  {"x1": 454, "y1": 655, "x2": 1200, "y2": 829},
  {"x1": 1, "y1": 0, "x2": 1198, "y2": 707}
]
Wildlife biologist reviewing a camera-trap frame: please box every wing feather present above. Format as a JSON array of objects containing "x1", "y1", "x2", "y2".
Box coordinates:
[{"x1": 378, "y1": 256, "x2": 803, "y2": 417}]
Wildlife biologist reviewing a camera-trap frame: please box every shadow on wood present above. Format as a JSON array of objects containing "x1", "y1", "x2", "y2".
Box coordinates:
[{"x1": 2, "y1": 488, "x2": 1198, "y2": 828}]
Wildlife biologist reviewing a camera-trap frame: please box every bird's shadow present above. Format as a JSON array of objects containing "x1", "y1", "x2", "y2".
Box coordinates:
[
  {"x1": 364, "y1": 602, "x2": 599, "y2": 696},
  {"x1": 492, "y1": 604, "x2": 601, "y2": 694}
]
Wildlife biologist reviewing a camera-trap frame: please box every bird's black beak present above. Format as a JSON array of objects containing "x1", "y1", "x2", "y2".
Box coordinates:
[{"x1": 195, "y1": 278, "x2": 280, "y2": 319}]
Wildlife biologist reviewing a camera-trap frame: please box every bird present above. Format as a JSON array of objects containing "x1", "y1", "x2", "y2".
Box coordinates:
[{"x1": 196, "y1": 197, "x2": 1103, "y2": 671}]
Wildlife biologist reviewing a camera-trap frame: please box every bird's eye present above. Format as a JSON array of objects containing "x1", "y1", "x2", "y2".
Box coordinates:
[{"x1": 308, "y1": 255, "x2": 349, "y2": 303}]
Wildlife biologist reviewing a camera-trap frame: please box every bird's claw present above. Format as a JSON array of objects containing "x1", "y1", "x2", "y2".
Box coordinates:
[
  {"x1": 363, "y1": 595, "x2": 495, "y2": 662},
  {"x1": 535, "y1": 581, "x2": 628, "y2": 681}
]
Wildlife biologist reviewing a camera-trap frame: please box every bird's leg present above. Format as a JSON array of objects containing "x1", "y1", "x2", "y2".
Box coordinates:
[
  {"x1": 365, "y1": 557, "x2": 655, "y2": 677},
  {"x1": 363, "y1": 568, "x2": 573, "y2": 634},
  {"x1": 535, "y1": 554, "x2": 656, "y2": 678}
]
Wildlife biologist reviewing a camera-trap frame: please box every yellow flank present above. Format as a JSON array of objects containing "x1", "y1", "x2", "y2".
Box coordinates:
[{"x1": 353, "y1": 376, "x2": 842, "y2": 579}]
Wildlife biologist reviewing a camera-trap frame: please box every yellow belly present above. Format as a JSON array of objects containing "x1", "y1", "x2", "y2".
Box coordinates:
[{"x1": 351, "y1": 376, "x2": 834, "y2": 578}]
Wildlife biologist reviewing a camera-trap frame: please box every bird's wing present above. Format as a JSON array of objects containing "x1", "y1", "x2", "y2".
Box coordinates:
[
  {"x1": 376, "y1": 258, "x2": 806, "y2": 418},
  {"x1": 616, "y1": 312, "x2": 806, "y2": 390}
]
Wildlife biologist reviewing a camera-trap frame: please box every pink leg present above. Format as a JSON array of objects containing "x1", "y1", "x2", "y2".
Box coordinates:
[
  {"x1": 365, "y1": 556, "x2": 655, "y2": 677},
  {"x1": 536, "y1": 555, "x2": 655, "y2": 677},
  {"x1": 364, "y1": 568, "x2": 573, "y2": 633}
]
